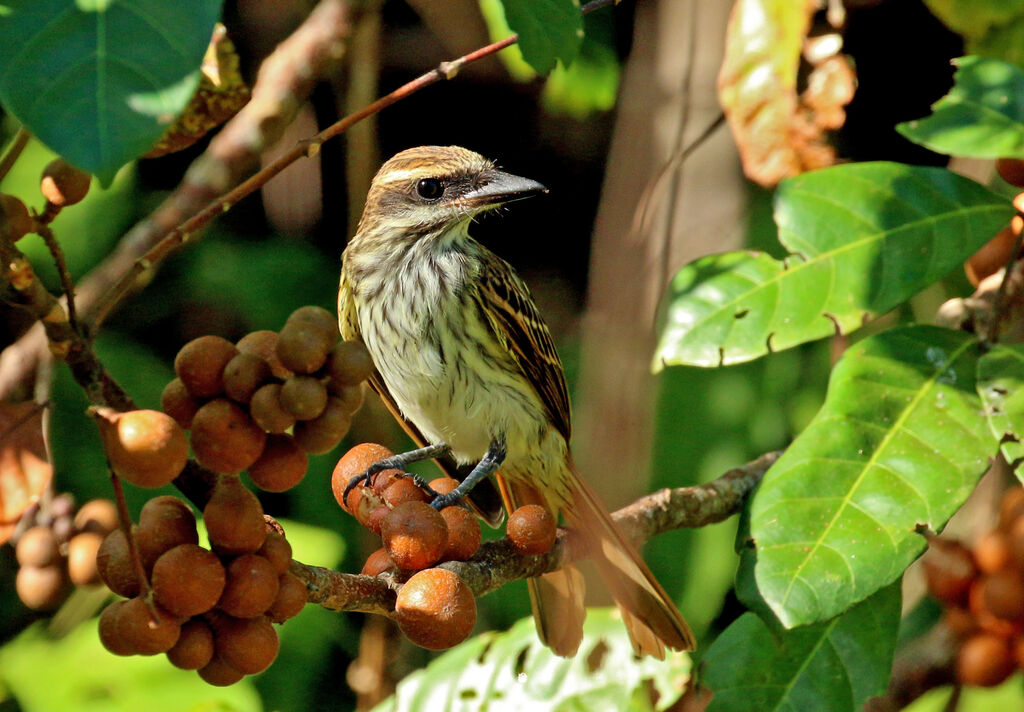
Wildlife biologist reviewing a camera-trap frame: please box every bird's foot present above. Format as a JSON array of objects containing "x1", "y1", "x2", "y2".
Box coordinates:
[{"x1": 343, "y1": 443, "x2": 450, "y2": 502}]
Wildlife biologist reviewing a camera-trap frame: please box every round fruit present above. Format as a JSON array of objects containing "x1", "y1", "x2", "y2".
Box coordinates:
[
  {"x1": 98, "y1": 600, "x2": 135, "y2": 656},
  {"x1": 286, "y1": 305, "x2": 337, "y2": 335},
  {"x1": 325, "y1": 341, "x2": 374, "y2": 389},
  {"x1": 997, "y1": 158, "x2": 1024, "y2": 188},
  {"x1": 247, "y1": 434, "x2": 308, "y2": 493},
  {"x1": 280, "y1": 375, "x2": 328, "y2": 420},
  {"x1": 957, "y1": 633, "x2": 1015, "y2": 687},
  {"x1": 167, "y1": 619, "x2": 215, "y2": 670},
  {"x1": 266, "y1": 572, "x2": 306, "y2": 623},
  {"x1": 217, "y1": 554, "x2": 279, "y2": 618},
  {"x1": 440, "y1": 507, "x2": 482, "y2": 562},
  {"x1": 0, "y1": 194, "x2": 32, "y2": 241},
  {"x1": 331, "y1": 443, "x2": 398, "y2": 509},
  {"x1": 189, "y1": 399, "x2": 267, "y2": 474},
  {"x1": 117, "y1": 597, "x2": 181, "y2": 655},
  {"x1": 380, "y1": 501, "x2": 448, "y2": 571},
  {"x1": 151, "y1": 544, "x2": 226, "y2": 617},
  {"x1": 135, "y1": 496, "x2": 199, "y2": 572},
  {"x1": 213, "y1": 615, "x2": 279, "y2": 675},
  {"x1": 395, "y1": 568, "x2": 476, "y2": 650},
  {"x1": 923, "y1": 538, "x2": 976, "y2": 607},
  {"x1": 101, "y1": 409, "x2": 189, "y2": 487},
  {"x1": 975, "y1": 530, "x2": 1012, "y2": 575},
  {"x1": 72, "y1": 498, "x2": 118, "y2": 535},
  {"x1": 292, "y1": 397, "x2": 351, "y2": 454},
  {"x1": 237, "y1": 330, "x2": 291, "y2": 379},
  {"x1": 222, "y1": 352, "x2": 272, "y2": 404},
  {"x1": 361, "y1": 548, "x2": 395, "y2": 577},
  {"x1": 40, "y1": 158, "x2": 91, "y2": 206},
  {"x1": 258, "y1": 532, "x2": 292, "y2": 575},
  {"x1": 507, "y1": 504, "x2": 557, "y2": 556},
  {"x1": 67, "y1": 531, "x2": 104, "y2": 585},
  {"x1": 161, "y1": 378, "x2": 203, "y2": 430},
  {"x1": 331, "y1": 383, "x2": 365, "y2": 414},
  {"x1": 429, "y1": 477, "x2": 459, "y2": 496},
  {"x1": 15, "y1": 525, "x2": 60, "y2": 567},
  {"x1": 16, "y1": 565, "x2": 70, "y2": 610},
  {"x1": 943, "y1": 607, "x2": 977, "y2": 640},
  {"x1": 965, "y1": 226, "x2": 1018, "y2": 287},
  {"x1": 980, "y1": 570, "x2": 1024, "y2": 621},
  {"x1": 383, "y1": 477, "x2": 430, "y2": 508},
  {"x1": 174, "y1": 336, "x2": 237, "y2": 398},
  {"x1": 198, "y1": 655, "x2": 246, "y2": 686},
  {"x1": 276, "y1": 322, "x2": 333, "y2": 375},
  {"x1": 204, "y1": 475, "x2": 267, "y2": 555},
  {"x1": 250, "y1": 383, "x2": 296, "y2": 434},
  {"x1": 97, "y1": 528, "x2": 142, "y2": 597}
]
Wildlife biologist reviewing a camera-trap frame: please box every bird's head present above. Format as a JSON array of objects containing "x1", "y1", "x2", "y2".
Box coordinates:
[{"x1": 353, "y1": 146, "x2": 547, "y2": 244}]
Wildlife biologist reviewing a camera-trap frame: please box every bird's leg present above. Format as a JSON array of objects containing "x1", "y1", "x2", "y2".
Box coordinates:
[
  {"x1": 429, "y1": 438, "x2": 506, "y2": 510},
  {"x1": 343, "y1": 442, "x2": 451, "y2": 500}
]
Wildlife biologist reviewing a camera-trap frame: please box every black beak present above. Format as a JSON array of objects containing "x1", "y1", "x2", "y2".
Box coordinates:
[{"x1": 463, "y1": 169, "x2": 548, "y2": 207}]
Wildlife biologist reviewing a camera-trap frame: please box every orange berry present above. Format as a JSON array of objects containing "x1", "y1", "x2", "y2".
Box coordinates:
[
  {"x1": 222, "y1": 352, "x2": 272, "y2": 404},
  {"x1": 381, "y1": 501, "x2": 448, "y2": 571},
  {"x1": 237, "y1": 331, "x2": 291, "y2": 380},
  {"x1": 174, "y1": 336, "x2": 237, "y2": 398},
  {"x1": 96, "y1": 528, "x2": 141, "y2": 597},
  {"x1": 217, "y1": 553, "x2": 279, "y2": 618},
  {"x1": 292, "y1": 396, "x2": 351, "y2": 454},
  {"x1": 98, "y1": 600, "x2": 135, "y2": 656},
  {"x1": 266, "y1": 572, "x2": 306, "y2": 623},
  {"x1": 117, "y1": 597, "x2": 181, "y2": 655},
  {"x1": 975, "y1": 530, "x2": 1012, "y2": 575},
  {"x1": 331, "y1": 443, "x2": 398, "y2": 510},
  {"x1": 152, "y1": 544, "x2": 226, "y2": 617},
  {"x1": 212, "y1": 615, "x2": 279, "y2": 675},
  {"x1": 922, "y1": 538, "x2": 976, "y2": 607},
  {"x1": 204, "y1": 475, "x2": 267, "y2": 556},
  {"x1": 250, "y1": 383, "x2": 296, "y2": 434},
  {"x1": 361, "y1": 548, "x2": 395, "y2": 577},
  {"x1": 67, "y1": 531, "x2": 104, "y2": 586},
  {"x1": 257, "y1": 532, "x2": 292, "y2": 575},
  {"x1": 101, "y1": 409, "x2": 188, "y2": 488},
  {"x1": 507, "y1": 504, "x2": 557, "y2": 556},
  {"x1": 15, "y1": 526, "x2": 60, "y2": 567},
  {"x1": 167, "y1": 619, "x2": 215, "y2": 670},
  {"x1": 135, "y1": 496, "x2": 199, "y2": 572},
  {"x1": 440, "y1": 507, "x2": 481, "y2": 562},
  {"x1": 190, "y1": 399, "x2": 267, "y2": 474},
  {"x1": 395, "y1": 568, "x2": 476, "y2": 650},
  {"x1": 965, "y1": 226, "x2": 1018, "y2": 287},
  {"x1": 383, "y1": 477, "x2": 430, "y2": 507},
  {"x1": 161, "y1": 378, "x2": 202, "y2": 430},
  {"x1": 957, "y1": 633, "x2": 1015, "y2": 687},
  {"x1": 73, "y1": 498, "x2": 118, "y2": 535},
  {"x1": 248, "y1": 434, "x2": 308, "y2": 492},
  {"x1": 16, "y1": 565, "x2": 70, "y2": 611}
]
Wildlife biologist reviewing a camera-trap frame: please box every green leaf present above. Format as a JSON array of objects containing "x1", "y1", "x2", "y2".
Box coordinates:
[
  {"x1": 896, "y1": 56, "x2": 1024, "y2": 158},
  {"x1": 923, "y1": 1, "x2": 1024, "y2": 68},
  {"x1": 0, "y1": 620, "x2": 261, "y2": 712},
  {"x1": 0, "y1": 0, "x2": 223, "y2": 184},
  {"x1": 705, "y1": 582, "x2": 901, "y2": 712},
  {"x1": 750, "y1": 326, "x2": 993, "y2": 628},
  {"x1": 978, "y1": 343, "x2": 1024, "y2": 474},
  {"x1": 372, "y1": 609, "x2": 690, "y2": 712},
  {"x1": 653, "y1": 162, "x2": 1013, "y2": 369},
  {"x1": 500, "y1": 0, "x2": 582, "y2": 75}
]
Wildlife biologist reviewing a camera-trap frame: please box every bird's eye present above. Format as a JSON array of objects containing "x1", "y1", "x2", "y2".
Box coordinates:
[{"x1": 416, "y1": 178, "x2": 444, "y2": 201}]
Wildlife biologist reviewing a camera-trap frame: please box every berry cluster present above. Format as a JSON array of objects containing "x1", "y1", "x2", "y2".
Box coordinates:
[
  {"x1": 0, "y1": 157, "x2": 91, "y2": 242},
  {"x1": 96, "y1": 483, "x2": 305, "y2": 686},
  {"x1": 14, "y1": 496, "x2": 117, "y2": 610},
  {"x1": 924, "y1": 486, "x2": 1024, "y2": 687},
  {"x1": 332, "y1": 443, "x2": 558, "y2": 650},
  {"x1": 162, "y1": 306, "x2": 372, "y2": 490},
  {"x1": 964, "y1": 158, "x2": 1024, "y2": 287}
]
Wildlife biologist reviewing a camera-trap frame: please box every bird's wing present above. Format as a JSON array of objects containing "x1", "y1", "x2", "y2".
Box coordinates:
[{"x1": 473, "y1": 253, "x2": 572, "y2": 441}]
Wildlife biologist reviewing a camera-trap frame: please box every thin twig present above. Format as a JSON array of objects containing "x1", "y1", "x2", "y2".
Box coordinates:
[
  {"x1": 107, "y1": 459, "x2": 154, "y2": 604},
  {"x1": 34, "y1": 222, "x2": 79, "y2": 333},
  {"x1": 0, "y1": 128, "x2": 30, "y2": 184}
]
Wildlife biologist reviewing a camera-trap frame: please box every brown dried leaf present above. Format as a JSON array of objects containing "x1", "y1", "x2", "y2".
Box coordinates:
[
  {"x1": 0, "y1": 401, "x2": 51, "y2": 544},
  {"x1": 145, "y1": 24, "x2": 251, "y2": 159}
]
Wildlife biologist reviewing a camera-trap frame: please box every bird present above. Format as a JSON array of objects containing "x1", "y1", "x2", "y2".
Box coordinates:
[{"x1": 337, "y1": 145, "x2": 695, "y2": 657}]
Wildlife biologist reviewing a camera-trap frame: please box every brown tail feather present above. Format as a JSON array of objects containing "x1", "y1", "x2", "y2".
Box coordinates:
[
  {"x1": 562, "y1": 458, "x2": 696, "y2": 656},
  {"x1": 496, "y1": 475, "x2": 586, "y2": 656}
]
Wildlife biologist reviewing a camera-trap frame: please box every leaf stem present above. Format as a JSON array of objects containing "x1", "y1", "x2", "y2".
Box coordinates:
[{"x1": 0, "y1": 128, "x2": 30, "y2": 184}]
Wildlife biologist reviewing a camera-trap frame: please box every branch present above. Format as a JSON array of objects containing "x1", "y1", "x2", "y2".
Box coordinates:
[{"x1": 295, "y1": 452, "x2": 775, "y2": 615}]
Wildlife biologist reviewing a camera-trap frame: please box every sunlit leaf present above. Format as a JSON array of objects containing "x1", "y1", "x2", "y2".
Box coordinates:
[
  {"x1": 750, "y1": 326, "x2": 993, "y2": 628},
  {"x1": 0, "y1": 401, "x2": 51, "y2": 544},
  {"x1": 500, "y1": 0, "x2": 582, "y2": 75},
  {"x1": 923, "y1": 1, "x2": 1024, "y2": 68},
  {"x1": 653, "y1": 162, "x2": 1013, "y2": 369},
  {"x1": 977, "y1": 343, "x2": 1024, "y2": 476}
]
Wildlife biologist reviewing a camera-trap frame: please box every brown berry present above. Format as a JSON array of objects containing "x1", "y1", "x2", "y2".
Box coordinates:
[
  {"x1": 218, "y1": 553, "x2": 280, "y2": 618},
  {"x1": 331, "y1": 443, "x2": 398, "y2": 509},
  {"x1": 16, "y1": 565, "x2": 70, "y2": 610},
  {"x1": 361, "y1": 548, "x2": 395, "y2": 576},
  {"x1": 440, "y1": 507, "x2": 481, "y2": 562},
  {"x1": 975, "y1": 531, "x2": 1012, "y2": 575},
  {"x1": 67, "y1": 531, "x2": 104, "y2": 585},
  {"x1": 395, "y1": 568, "x2": 476, "y2": 650},
  {"x1": 331, "y1": 383, "x2": 365, "y2": 414},
  {"x1": 117, "y1": 597, "x2": 181, "y2": 655},
  {"x1": 383, "y1": 477, "x2": 430, "y2": 508},
  {"x1": 237, "y1": 331, "x2": 291, "y2": 379},
  {"x1": 250, "y1": 383, "x2": 296, "y2": 434},
  {"x1": 997, "y1": 158, "x2": 1024, "y2": 188},
  {"x1": 174, "y1": 336, "x2": 237, "y2": 398},
  {"x1": 167, "y1": 619, "x2": 215, "y2": 670},
  {"x1": 40, "y1": 158, "x2": 90, "y2": 207},
  {"x1": 966, "y1": 226, "x2": 1018, "y2": 287},
  {"x1": 923, "y1": 538, "x2": 976, "y2": 607},
  {"x1": 280, "y1": 375, "x2": 328, "y2": 420},
  {"x1": 152, "y1": 544, "x2": 226, "y2": 617},
  {"x1": 190, "y1": 399, "x2": 267, "y2": 474},
  {"x1": 429, "y1": 477, "x2": 459, "y2": 496},
  {"x1": 100, "y1": 409, "x2": 189, "y2": 488},
  {"x1": 0, "y1": 194, "x2": 32, "y2": 240},
  {"x1": 381, "y1": 501, "x2": 448, "y2": 571},
  {"x1": 222, "y1": 352, "x2": 272, "y2": 404},
  {"x1": 257, "y1": 532, "x2": 292, "y2": 575},
  {"x1": 97, "y1": 528, "x2": 142, "y2": 597},
  {"x1": 15, "y1": 525, "x2": 60, "y2": 567},
  {"x1": 981, "y1": 570, "x2": 1024, "y2": 621},
  {"x1": 248, "y1": 434, "x2": 308, "y2": 492},
  {"x1": 276, "y1": 323, "x2": 333, "y2": 375},
  {"x1": 161, "y1": 378, "x2": 202, "y2": 430},
  {"x1": 325, "y1": 341, "x2": 374, "y2": 389},
  {"x1": 364, "y1": 505, "x2": 391, "y2": 536},
  {"x1": 98, "y1": 600, "x2": 135, "y2": 656},
  {"x1": 213, "y1": 615, "x2": 279, "y2": 675},
  {"x1": 957, "y1": 633, "x2": 1015, "y2": 687},
  {"x1": 135, "y1": 496, "x2": 199, "y2": 572},
  {"x1": 198, "y1": 654, "x2": 246, "y2": 686},
  {"x1": 969, "y1": 579, "x2": 1024, "y2": 638},
  {"x1": 266, "y1": 571, "x2": 306, "y2": 623},
  {"x1": 507, "y1": 504, "x2": 557, "y2": 556},
  {"x1": 73, "y1": 498, "x2": 119, "y2": 535},
  {"x1": 204, "y1": 475, "x2": 267, "y2": 555},
  {"x1": 943, "y1": 607, "x2": 977, "y2": 640},
  {"x1": 292, "y1": 396, "x2": 351, "y2": 454},
  {"x1": 287, "y1": 305, "x2": 337, "y2": 335}
]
